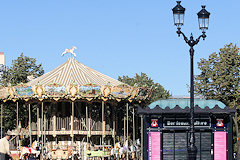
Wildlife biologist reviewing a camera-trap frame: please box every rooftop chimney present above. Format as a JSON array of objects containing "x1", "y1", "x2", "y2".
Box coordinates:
[{"x1": 0, "y1": 52, "x2": 5, "y2": 65}]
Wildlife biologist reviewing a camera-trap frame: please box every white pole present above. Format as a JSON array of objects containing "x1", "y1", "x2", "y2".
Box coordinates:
[
  {"x1": 124, "y1": 116, "x2": 126, "y2": 145},
  {"x1": 86, "y1": 103, "x2": 88, "y2": 144},
  {"x1": 37, "y1": 106, "x2": 39, "y2": 142},
  {"x1": 113, "y1": 107, "x2": 116, "y2": 146},
  {"x1": 102, "y1": 101, "x2": 105, "y2": 145},
  {"x1": 126, "y1": 103, "x2": 129, "y2": 160},
  {"x1": 41, "y1": 102, "x2": 44, "y2": 157},
  {"x1": 71, "y1": 102, "x2": 74, "y2": 160},
  {"x1": 29, "y1": 104, "x2": 32, "y2": 145},
  {"x1": 1, "y1": 104, "x2": 3, "y2": 138},
  {"x1": 133, "y1": 106, "x2": 135, "y2": 143},
  {"x1": 17, "y1": 102, "x2": 19, "y2": 130},
  {"x1": 141, "y1": 115, "x2": 143, "y2": 160},
  {"x1": 102, "y1": 101, "x2": 105, "y2": 160},
  {"x1": 17, "y1": 102, "x2": 19, "y2": 160},
  {"x1": 44, "y1": 114, "x2": 46, "y2": 150}
]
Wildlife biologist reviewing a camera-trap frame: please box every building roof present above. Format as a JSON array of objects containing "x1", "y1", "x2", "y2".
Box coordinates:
[
  {"x1": 27, "y1": 57, "x2": 124, "y2": 86},
  {"x1": 149, "y1": 99, "x2": 226, "y2": 109},
  {"x1": 138, "y1": 99, "x2": 236, "y2": 114}
]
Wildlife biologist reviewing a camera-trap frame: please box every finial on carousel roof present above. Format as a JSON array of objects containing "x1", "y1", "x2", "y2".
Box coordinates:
[{"x1": 61, "y1": 46, "x2": 77, "y2": 58}]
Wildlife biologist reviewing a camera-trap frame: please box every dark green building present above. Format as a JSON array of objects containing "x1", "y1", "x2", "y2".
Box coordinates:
[{"x1": 139, "y1": 99, "x2": 235, "y2": 160}]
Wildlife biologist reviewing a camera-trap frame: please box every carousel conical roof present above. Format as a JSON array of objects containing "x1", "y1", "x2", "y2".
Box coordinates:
[{"x1": 27, "y1": 57, "x2": 124, "y2": 86}]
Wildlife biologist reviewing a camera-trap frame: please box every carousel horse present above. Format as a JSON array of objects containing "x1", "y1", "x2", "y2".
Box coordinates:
[
  {"x1": 134, "y1": 139, "x2": 141, "y2": 159},
  {"x1": 19, "y1": 140, "x2": 40, "y2": 159},
  {"x1": 62, "y1": 46, "x2": 77, "y2": 57},
  {"x1": 129, "y1": 139, "x2": 141, "y2": 159},
  {"x1": 129, "y1": 142, "x2": 136, "y2": 159},
  {"x1": 119, "y1": 140, "x2": 129, "y2": 158},
  {"x1": 110, "y1": 142, "x2": 121, "y2": 158}
]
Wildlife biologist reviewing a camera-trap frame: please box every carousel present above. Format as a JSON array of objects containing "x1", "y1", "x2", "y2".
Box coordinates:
[{"x1": 0, "y1": 49, "x2": 152, "y2": 159}]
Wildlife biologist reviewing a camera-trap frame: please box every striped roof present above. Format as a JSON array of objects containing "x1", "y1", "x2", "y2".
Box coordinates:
[{"x1": 27, "y1": 58, "x2": 124, "y2": 86}]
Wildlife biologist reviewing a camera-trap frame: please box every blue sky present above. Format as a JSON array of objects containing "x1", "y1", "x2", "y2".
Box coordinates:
[{"x1": 1, "y1": 0, "x2": 239, "y2": 96}]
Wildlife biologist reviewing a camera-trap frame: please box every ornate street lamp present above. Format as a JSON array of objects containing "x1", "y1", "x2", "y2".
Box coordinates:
[{"x1": 172, "y1": 1, "x2": 210, "y2": 160}]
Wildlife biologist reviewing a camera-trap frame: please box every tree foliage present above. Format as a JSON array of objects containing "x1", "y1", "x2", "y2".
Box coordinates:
[
  {"x1": 1, "y1": 53, "x2": 44, "y2": 131},
  {"x1": 195, "y1": 43, "x2": 240, "y2": 108},
  {"x1": 118, "y1": 72, "x2": 170, "y2": 102},
  {"x1": 1, "y1": 53, "x2": 44, "y2": 86},
  {"x1": 195, "y1": 43, "x2": 240, "y2": 156}
]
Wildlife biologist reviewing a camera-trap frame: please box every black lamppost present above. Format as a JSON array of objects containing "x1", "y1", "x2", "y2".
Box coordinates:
[{"x1": 172, "y1": 1, "x2": 210, "y2": 160}]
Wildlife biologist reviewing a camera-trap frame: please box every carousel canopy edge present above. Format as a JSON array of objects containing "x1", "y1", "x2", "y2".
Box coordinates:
[
  {"x1": 0, "y1": 84, "x2": 153, "y2": 102},
  {"x1": 0, "y1": 58, "x2": 153, "y2": 101}
]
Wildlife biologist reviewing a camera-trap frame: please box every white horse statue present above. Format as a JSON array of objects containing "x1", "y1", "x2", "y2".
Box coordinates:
[
  {"x1": 62, "y1": 46, "x2": 77, "y2": 57},
  {"x1": 119, "y1": 140, "x2": 129, "y2": 159},
  {"x1": 110, "y1": 142, "x2": 121, "y2": 158},
  {"x1": 19, "y1": 140, "x2": 40, "y2": 159}
]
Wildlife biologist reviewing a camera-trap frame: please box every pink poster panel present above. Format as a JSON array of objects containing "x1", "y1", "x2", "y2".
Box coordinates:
[
  {"x1": 148, "y1": 132, "x2": 161, "y2": 160},
  {"x1": 214, "y1": 131, "x2": 227, "y2": 160}
]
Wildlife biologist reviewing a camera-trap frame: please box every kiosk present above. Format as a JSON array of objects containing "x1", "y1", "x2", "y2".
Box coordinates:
[{"x1": 139, "y1": 99, "x2": 235, "y2": 160}]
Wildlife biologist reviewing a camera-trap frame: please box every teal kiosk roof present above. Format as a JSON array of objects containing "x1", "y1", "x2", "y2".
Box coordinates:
[{"x1": 139, "y1": 99, "x2": 235, "y2": 114}]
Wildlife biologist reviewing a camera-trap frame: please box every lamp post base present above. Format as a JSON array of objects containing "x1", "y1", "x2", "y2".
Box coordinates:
[{"x1": 187, "y1": 145, "x2": 198, "y2": 160}]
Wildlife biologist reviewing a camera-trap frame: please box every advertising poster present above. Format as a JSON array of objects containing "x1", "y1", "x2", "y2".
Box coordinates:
[
  {"x1": 214, "y1": 131, "x2": 226, "y2": 160},
  {"x1": 148, "y1": 132, "x2": 161, "y2": 160}
]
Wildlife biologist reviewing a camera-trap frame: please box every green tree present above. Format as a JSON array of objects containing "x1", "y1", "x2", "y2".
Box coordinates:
[
  {"x1": 1, "y1": 53, "x2": 44, "y2": 86},
  {"x1": 195, "y1": 43, "x2": 240, "y2": 157},
  {"x1": 1, "y1": 53, "x2": 44, "y2": 131},
  {"x1": 195, "y1": 43, "x2": 240, "y2": 107},
  {"x1": 118, "y1": 72, "x2": 171, "y2": 102}
]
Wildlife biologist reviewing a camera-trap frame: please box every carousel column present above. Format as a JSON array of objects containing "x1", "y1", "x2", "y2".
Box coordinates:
[
  {"x1": 29, "y1": 104, "x2": 32, "y2": 145},
  {"x1": 17, "y1": 102, "x2": 19, "y2": 160},
  {"x1": 53, "y1": 103, "x2": 56, "y2": 140},
  {"x1": 1, "y1": 103, "x2": 3, "y2": 138},
  {"x1": 17, "y1": 102, "x2": 19, "y2": 130},
  {"x1": 140, "y1": 115, "x2": 143, "y2": 160},
  {"x1": 133, "y1": 105, "x2": 135, "y2": 143},
  {"x1": 37, "y1": 104, "x2": 39, "y2": 142},
  {"x1": 44, "y1": 113, "x2": 46, "y2": 150},
  {"x1": 102, "y1": 101, "x2": 105, "y2": 145},
  {"x1": 126, "y1": 103, "x2": 129, "y2": 160},
  {"x1": 71, "y1": 101, "x2": 74, "y2": 160},
  {"x1": 41, "y1": 102, "x2": 44, "y2": 156},
  {"x1": 124, "y1": 116, "x2": 126, "y2": 145},
  {"x1": 112, "y1": 106, "x2": 116, "y2": 146},
  {"x1": 115, "y1": 107, "x2": 118, "y2": 142},
  {"x1": 88, "y1": 104, "x2": 91, "y2": 143},
  {"x1": 86, "y1": 103, "x2": 89, "y2": 144}
]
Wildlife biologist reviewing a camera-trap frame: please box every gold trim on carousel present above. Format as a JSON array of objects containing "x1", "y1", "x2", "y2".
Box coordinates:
[
  {"x1": 86, "y1": 98, "x2": 93, "y2": 101},
  {"x1": 12, "y1": 99, "x2": 17, "y2": 102},
  {"x1": 24, "y1": 98, "x2": 29, "y2": 102},
  {"x1": 102, "y1": 97, "x2": 108, "y2": 101},
  {"x1": 128, "y1": 99, "x2": 133, "y2": 103},
  {"x1": 3, "y1": 99, "x2": 7, "y2": 103},
  {"x1": 70, "y1": 97, "x2": 76, "y2": 101},
  {"x1": 69, "y1": 85, "x2": 78, "y2": 97},
  {"x1": 8, "y1": 87, "x2": 15, "y2": 99},
  {"x1": 38, "y1": 98, "x2": 44, "y2": 101},
  {"x1": 116, "y1": 98, "x2": 121, "y2": 102},
  {"x1": 53, "y1": 98, "x2": 60, "y2": 101}
]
